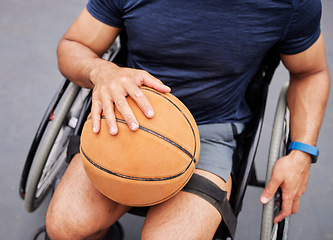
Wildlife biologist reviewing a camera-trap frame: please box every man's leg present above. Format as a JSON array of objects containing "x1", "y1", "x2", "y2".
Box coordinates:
[
  {"x1": 141, "y1": 169, "x2": 232, "y2": 240},
  {"x1": 45, "y1": 154, "x2": 130, "y2": 240}
]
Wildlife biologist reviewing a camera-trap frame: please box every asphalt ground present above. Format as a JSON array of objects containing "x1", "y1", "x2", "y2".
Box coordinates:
[{"x1": 1, "y1": 0, "x2": 332, "y2": 239}]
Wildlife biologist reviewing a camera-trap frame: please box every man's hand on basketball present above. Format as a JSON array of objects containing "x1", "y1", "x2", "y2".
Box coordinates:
[
  {"x1": 89, "y1": 60, "x2": 170, "y2": 135},
  {"x1": 260, "y1": 151, "x2": 311, "y2": 223}
]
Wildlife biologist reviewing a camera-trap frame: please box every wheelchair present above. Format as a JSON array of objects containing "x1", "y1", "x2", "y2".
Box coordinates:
[{"x1": 19, "y1": 36, "x2": 291, "y2": 240}]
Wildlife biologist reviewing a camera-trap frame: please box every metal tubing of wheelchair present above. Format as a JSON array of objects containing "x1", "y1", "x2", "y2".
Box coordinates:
[
  {"x1": 25, "y1": 83, "x2": 81, "y2": 212},
  {"x1": 73, "y1": 92, "x2": 92, "y2": 136},
  {"x1": 260, "y1": 82, "x2": 289, "y2": 240}
]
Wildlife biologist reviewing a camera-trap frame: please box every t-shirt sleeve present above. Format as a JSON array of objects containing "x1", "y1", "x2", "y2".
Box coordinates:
[
  {"x1": 278, "y1": 0, "x2": 322, "y2": 55},
  {"x1": 86, "y1": 0, "x2": 124, "y2": 28}
]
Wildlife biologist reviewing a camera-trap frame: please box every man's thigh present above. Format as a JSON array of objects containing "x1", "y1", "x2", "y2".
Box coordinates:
[
  {"x1": 142, "y1": 169, "x2": 232, "y2": 240},
  {"x1": 46, "y1": 154, "x2": 130, "y2": 238}
]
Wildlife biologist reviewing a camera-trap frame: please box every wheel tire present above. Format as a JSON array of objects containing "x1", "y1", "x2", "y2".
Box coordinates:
[
  {"x1": 25, "y1": 84, "x2": 80, "y2": 212},
  {"x1": 261, "y1": 82, "x2": 290, "y2": 240}
]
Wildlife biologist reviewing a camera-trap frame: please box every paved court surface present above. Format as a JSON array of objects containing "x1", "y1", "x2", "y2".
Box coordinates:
[{"x1": 1, "y1": 0, "x2": 332, "y2": 239}]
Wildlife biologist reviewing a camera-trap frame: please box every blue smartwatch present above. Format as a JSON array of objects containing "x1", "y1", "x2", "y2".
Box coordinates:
[{"x1": 288, "y1": 141, "x2": 319, "y2": 163}]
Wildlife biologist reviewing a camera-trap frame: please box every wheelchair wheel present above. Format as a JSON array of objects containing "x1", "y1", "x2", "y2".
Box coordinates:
[
  {"x1": 24, "y1": 83, "x2": 90, "y2": 212},
  {"x1": 261, "y1": 82, "x2": 290, "y2": 240}
]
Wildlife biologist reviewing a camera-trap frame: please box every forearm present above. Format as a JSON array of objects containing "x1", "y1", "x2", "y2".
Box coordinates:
[
  {"x1": 55, "y1": 7, "x2": 170, "y2": 135},
  {"x1": 287, "y1": 69, "x2": 330, "y2": 146},
  {"x1": 57, "y1": 38, "x2": 118, "y2": 89},
  {"x1": 261, "y1": 68, "x2": 329, "y2": 223}
]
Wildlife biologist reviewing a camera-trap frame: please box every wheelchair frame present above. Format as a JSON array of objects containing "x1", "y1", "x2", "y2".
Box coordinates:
[{"x1": 19, "y1": 38, "x2": 291, "y2": 240}]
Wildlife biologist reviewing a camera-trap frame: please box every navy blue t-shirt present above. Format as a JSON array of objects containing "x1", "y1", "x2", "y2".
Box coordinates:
[{"x1": 87, "y1": 0, "x2": 321, "y2": 124}]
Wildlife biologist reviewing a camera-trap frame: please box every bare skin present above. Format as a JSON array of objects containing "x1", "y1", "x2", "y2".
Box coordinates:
[
  {"x1": 46, "y1": 154, "x2": 130, "y2": 240},
  {"x1": 47, "y1": 5, "x2": 330, "y2": 239}
]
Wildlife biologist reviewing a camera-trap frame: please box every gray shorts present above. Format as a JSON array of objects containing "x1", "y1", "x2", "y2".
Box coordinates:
[{"x1": 196, "y1": 123, "x2": 245, "y2": 182}]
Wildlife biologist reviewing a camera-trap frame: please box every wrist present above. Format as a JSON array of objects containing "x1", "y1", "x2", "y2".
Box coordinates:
[
  {"x1": 89, "y1": 58, "x2": 119, "y2": 86},
  {"x1": 288, "y1": 141, "x2": 319, "y2": 163}
]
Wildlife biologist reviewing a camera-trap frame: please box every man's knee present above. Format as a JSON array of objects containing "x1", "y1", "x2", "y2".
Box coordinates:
[
  {"x1": 45, "y1": 206, "x2": 75, "y2": 240},
  {"x1": 45, "y1": 154, "x2": 130, "y2": 239},
  {"x1": 45, "y1": 217, "x2": 106, "y2": 240},
  {"x1": 141, "y1": 170, "x2": 235, "y2": 240},
  {"x1": 45, "y1": 189, "x2": 96, "y2": 239},
  {"x1": 181, "y1": 171, "x2": 237, "y2": 239},
  {"x1": 45, "y1": 185, "x2": 110, "y2": 239},
  {"x1": 45, "y1": 193, "x2": 119, "y2": 240},
  {"x1": 45, "y1": 156, "x2": 84, "y2": 239}
]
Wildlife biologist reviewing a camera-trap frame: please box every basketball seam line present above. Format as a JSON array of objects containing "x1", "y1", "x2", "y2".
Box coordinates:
[
  {"x1": 115, "y1": 118, "x2": 195, "y2": 161},
  {"x1": 80, "y1": 146, "x2": 194, "y2": 181},
  {"x1": 141, "y1": 87, "x2": 198, "y2": 160},
  {"x1": 88, "y1": 116, "x2": 196, "y2": 162}
]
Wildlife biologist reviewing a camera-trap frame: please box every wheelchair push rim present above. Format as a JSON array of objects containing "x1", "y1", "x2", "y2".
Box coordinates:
[
  {"x1": 19, "y1": 79, "x2": 70, "y2": 200},
  {"x1": 261, "y1": 82, "x2": 290, "y2": 240},
  {"x1": 23, "y1": 83, "x2": 88, "y2": 212}
]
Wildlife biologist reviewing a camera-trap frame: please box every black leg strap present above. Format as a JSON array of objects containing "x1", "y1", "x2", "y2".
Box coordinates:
[
  {"x1": 182, "y1": 173, "x2": 237, "y2": 239},
  {"x1": 66, "y1": 135, "x2": 81, "y2": 163}
]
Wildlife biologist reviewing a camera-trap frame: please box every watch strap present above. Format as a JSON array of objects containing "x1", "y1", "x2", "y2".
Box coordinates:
[{"x1": 288, "y1": 141, "x2": 319, "y2": 163}]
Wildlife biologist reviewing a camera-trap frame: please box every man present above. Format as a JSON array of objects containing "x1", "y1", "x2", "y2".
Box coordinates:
[{"x1": 45, "y1": 0, "x2": 330, "y2": 239}]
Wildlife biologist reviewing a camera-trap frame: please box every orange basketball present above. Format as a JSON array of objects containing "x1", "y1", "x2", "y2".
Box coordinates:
[{"x1": 80, "y1": 87, "x2": 200, "y2": 206}]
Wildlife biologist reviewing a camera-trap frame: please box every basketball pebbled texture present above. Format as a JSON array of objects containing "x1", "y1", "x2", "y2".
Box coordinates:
[{"x1": 80, "y1": 87, "x2": 200, "y2": 206}]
